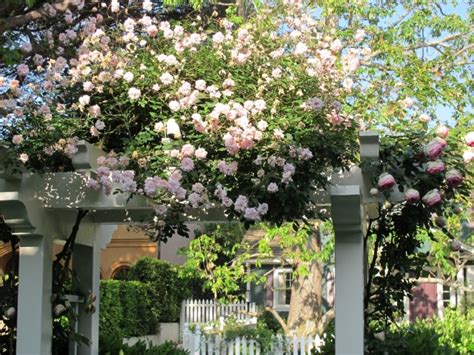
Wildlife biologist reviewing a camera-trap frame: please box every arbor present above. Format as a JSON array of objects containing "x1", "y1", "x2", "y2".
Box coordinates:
[{"x1": 0, "y1": 0, "x2": 472, "y2": 346}]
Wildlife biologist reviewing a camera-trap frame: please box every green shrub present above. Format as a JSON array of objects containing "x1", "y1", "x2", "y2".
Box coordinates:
[
  {"x1": 99, "y1": 280, "x2": 160, "y2": 341},
  {"x1": 100, "y1": 340, "x2": 189, "y2": 355},
  {"x1": 127, "y1": 257, "x2": 208, "y2": 322},
  {"x1": 316, "y1": 309, "x2": 474, "y2": 354}
]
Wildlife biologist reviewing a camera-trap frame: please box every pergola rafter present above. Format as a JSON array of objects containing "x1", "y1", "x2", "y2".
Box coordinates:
[{"x1": 0, "y1": 131, "x2": 380, "y2": 355}]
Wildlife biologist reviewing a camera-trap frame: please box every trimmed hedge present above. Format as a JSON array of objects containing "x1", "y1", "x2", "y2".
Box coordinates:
[
  {"x1": 127, "y1": 257, "x2": 209, "y2": 322},
  {"x1": 100, "y1": 280, "x2": 160, "y2": 339}
]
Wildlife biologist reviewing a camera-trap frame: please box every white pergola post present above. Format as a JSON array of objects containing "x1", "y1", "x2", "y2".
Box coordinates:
[
  {"x1": 72, "y1": 242, "x2": 101, "y2": 355},
  {"x1": 331, "y1": 186, "x2": 365, "y2": 355},
  {"x1": 72, "y1": 226, "x2": 114, "y2": 355},
  {"x1": 0, "y1": 132, "x2": 381, "y2": 355},
  {"x1": 17, "y1": 235, "x2": 53, "y2": 355}
]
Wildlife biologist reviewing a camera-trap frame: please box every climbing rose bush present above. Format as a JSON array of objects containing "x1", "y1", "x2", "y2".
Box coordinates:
[{"x1": 0, "y1": 1, "x2": 370, "y2": 237}]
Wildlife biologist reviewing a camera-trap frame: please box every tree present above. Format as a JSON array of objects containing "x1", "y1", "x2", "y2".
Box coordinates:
[{"x1": 0, "y1": 0, "x2": 472, "y2": 345}]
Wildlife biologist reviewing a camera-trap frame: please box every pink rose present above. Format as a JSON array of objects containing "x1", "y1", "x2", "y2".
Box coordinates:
[
  {"x1": 425, "y1": 160, "x2": 445, "y2": 174},
  {"x1": 436, "y1": 125, "x2": 449, "y2": 139},
  {"x1": 194, "y1": 148, "x2": 208, "y2": 160},
  {"x1": 377, "y1": 173, "x2": 396, "y2": 190},
  {"x1": 12, "y1": 135, "x2": 24, "y2": 145},
  {"x1": 422, "y1": 189, "x2": 442, "y2": 207},
  {"x1": 445, "y1": 169, "x2": 463, "y2": 187},
  {"x1": 465, "y1": 132, "x2": 474, "y2": 147},
  {"x1": 404, "y1": 189, "x2": 420, "y2": 204},
  {"x1": 180, "y1": 144, "x2": 195, "y2": 157},
  {"x1": 423, "y1": 139, "x2": 444, "y2": 160}
]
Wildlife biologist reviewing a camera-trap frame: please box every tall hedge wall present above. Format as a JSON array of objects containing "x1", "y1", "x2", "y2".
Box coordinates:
[{"x1": 99, "y1": 280, "x2": 160, "y2": 339}]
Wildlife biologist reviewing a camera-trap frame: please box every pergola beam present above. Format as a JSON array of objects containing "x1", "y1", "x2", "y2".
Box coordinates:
[{"x1": 0, "y1": 131, "x2": 381, "y2": 355}]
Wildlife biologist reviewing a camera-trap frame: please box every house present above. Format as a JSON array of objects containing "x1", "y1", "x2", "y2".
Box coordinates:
[{"x1": 239, "y1": 228, "x2": 335, "y2": 317}]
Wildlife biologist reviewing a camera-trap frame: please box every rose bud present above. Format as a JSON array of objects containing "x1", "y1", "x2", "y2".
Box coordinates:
[
  {"x1": 465, "y1": 131, "x2": 474, "y2": 147},
  {"x1": 422, "y1": 189, "x2": 442, "y2": 207},
  {"x1": 435, "y1": 137, "x2": 447, "y2": 148},
  {"x1": 370, "y1": 187, "x2": 379, "y2": 196},
  {"x1": 377, "y1": 173, "x2": 396, "y2": 190},
  {"x1": 436, "y1": 125, "x2": 449, "y2": 139},
  {"x1": 4, "y1": 307, "x2": 16, "y2": 319},
  {"x1": 404, "y1": 188, "x2": 420, "y2": 204},
  {"x1": 450, "y1": 239, "x2": 461, "y2": 252},
  {"x1": 446, "y1": 169, "x2": 463, "y2": 187},
  {"x1": 423, "y1": 139, "x2": 444, "y2": 160},
  {"x1": 434, "y1": 216, "x2": 446, "y2": 228},
  {"x1": 54, "y1": 304, "x2": 66, "y2": 316},
  {"x1": 425, "y1": 160, "x2": 445, "y2": 174}
]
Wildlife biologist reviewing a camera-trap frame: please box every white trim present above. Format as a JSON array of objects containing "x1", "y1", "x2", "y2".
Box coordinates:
[
  {"x1": 273, "y1": 268, "x2": 292, "y2": 311},
  {"x1": 436, "y1": 283, "x2": 444, "y2": 319}
]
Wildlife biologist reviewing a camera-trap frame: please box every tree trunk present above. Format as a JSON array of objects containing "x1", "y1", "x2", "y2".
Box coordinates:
[{"x1": 286, "y1": 230, "x2": 324, "y2": 336}]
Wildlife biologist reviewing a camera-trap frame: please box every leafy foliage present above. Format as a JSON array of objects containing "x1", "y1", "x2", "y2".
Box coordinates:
[
  {"x1": 127, "y1": 257, "x2": 208, "y2": 322},
  {"x1": 99, "y1": 280, "x2": 160, "y2": 340}
]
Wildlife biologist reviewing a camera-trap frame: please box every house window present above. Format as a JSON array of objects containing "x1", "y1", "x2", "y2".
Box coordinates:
[
  {"x1": 273, "y1": 268, "x2": 292, "y2": 311},
  {"x1": 111, "y1": 265, "x2": 130, "y2": 280}
]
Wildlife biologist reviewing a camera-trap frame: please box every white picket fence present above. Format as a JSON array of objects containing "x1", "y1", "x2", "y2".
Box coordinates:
[
  {"x1": 180, "y1": 299, "x2": 257, "y2": 340},
  {"x1": 183, "y1": 326, "x2": 325, "y2": 355}
]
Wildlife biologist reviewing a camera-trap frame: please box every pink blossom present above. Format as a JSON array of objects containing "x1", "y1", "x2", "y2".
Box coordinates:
[
  {"x1": 234, "y1": 195, "x2": 248, "y2": 213},
  {"x1": 465, "y1": 132, "x2": 474, "y2": 147},
  {"x1": 267, "y1": 183, "x2": 278, "y2": 193},
  {"x1": 212, "y1": 32, "x2": 225, "y2": 44},
  {"x1": 168, "y1": 100, "x2": 181, "y2": 112},
  {"x1": 188, "y1": 192, "x2": 201, "y2": 208},
  {"x1": 146, "y1": 25, "x2": 158, "y2": 37},
  {"x1": 404, "y1": 189, "x2": 420, "y2": 204},
  {"x1": 244, "y1": 207, "x2": 260, "y2": 221},
  {"x1": 86, "y1": 178, "x2": 100, "y2": 190},
  {"x1": 330, "y1": 39, "x2": 343, "y2": 52},
  {"x1": 257, "y1": 120, "x2": 268, "y2": 131},
  {"x1": 436, "y1": 125, "x2": 449, "y2": 139},
  {"x1": 400, "y1": 97, "x2": 414, "y2": 108},
  {"x1": 89, "y1": 104, "x2": 101, "y2": 117},
  {"x1": 111, "y1": 0, "x2": 120, "y2": 12},
  {"x1": 419, "y1": 114, "x2": 431, "y2": 123},
  {"x1": 95, "y1": 120, "x2": 105, "y2": 130},
  {"x1": 181, "y1": 144, "x2": 195, "y2": 157},
  {"x1": 79, "y1": 95, "x2": 90, "y2": 106},
  {"x1": 354, "y1": 29, "x2": 365, "y2": 42},
  {"x1": 160, "y1": 72, "x2": 174, "y2": 85},
  {"x1": 123, "y1": 72, "x2": 134, "y2": 82},
  {"x1": 294, "y1": 42, "x2": 308, "y2": 55},
  {"x1": 127, "y1": 87, "x2": 141, "y2": 100},
  {"x1": 446, "y1": 169, "x2": 463, "y2": 187},
  {"x1": 423, "y1": 139, "x2": 444, "y2": 160},
  {"x1": 192, "y1": 183, "x2": 205, "y2": 194},
  {"x1": 463, "y1": 150, "x2": 473, "y2": 163},
  {"x1": 12, "y1": 135, "x2": 24, "y2": 145},
  {"x1": 17, "y1": 64, "x2": 29, "y2": 77},
  {"x1": 194, "y1": 148, "x2": 208, "y2": 160},
  {"x1": 273, "y1": 128, "x2": 284, "y2": 140},
  {"x1": 377, "y1": 173, "x2": 396, "y2": 190},
  {"x1": 195, "y1": 80, "x2": 206, "y2": 91},
  {"x1": 83, "y1": 81, "x2": 94, "y2": 92},
  {"x1": 425, "y1": 160, "x2": 445, "y2": 174},
  {"x1": 180, "y1": 157, "x2": 194, "y2": 172},
  {"x1": 166, "y1": 119, "x2": 181, "y2": 138},
  {"x1": 422, "y1": 189, "x2": 442, "y2": 207},
  {"x1": 257, "y1": 203, "x2": 268, "y2": 216},
  {"x1": 19, "y1": 153, "x2": 29, "y2": 163},
  {"x1": 143, "y1": 0, "x2": 153, "y2": 11}
]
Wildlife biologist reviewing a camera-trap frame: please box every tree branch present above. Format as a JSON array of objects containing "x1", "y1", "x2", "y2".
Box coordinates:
[{"x1": 0, "y1": 0, "x2": 74, "y2": 34}]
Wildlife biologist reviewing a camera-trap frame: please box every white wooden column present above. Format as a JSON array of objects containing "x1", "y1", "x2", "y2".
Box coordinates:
[
  {"x1": 73, "y1": 242, "x2": 101, "y2": 355},
  {"x1": 73, "y1": 226, "x2": 114, "y2": 355},
  {"x1": 17, "y1": 235, "x2": 53, "y2": 355},
  {"x1": 331, "y1": 185, "x2": 365, "y2": 355}
]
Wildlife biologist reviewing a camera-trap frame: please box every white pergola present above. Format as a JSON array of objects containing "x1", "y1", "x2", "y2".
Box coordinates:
[{"x1": 0, "y1": 131, "x2": 381, "y2": 355}]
